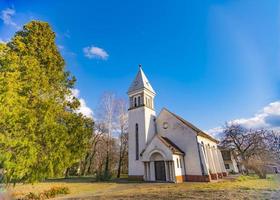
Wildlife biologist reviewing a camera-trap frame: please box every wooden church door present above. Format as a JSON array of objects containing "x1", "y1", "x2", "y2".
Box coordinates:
[{"x1": 154, "y1": 161, "x2": 166, "y2": 181}]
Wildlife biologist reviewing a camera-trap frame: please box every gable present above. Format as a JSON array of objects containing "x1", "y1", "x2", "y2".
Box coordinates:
[
  {"x1": 157, "y1": 108, "x2": 219, "y2": 143},
  {"x1": 141, "y1": 135, "x2": 184, "y2": 161}
]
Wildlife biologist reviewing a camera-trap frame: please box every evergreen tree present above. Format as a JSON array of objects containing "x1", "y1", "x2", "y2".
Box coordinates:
[{"x1": 0, "y1": 21, "x2": 93, "y2": 184}]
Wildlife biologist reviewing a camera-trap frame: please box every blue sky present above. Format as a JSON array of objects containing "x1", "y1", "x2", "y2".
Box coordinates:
[{"x1": 0, "y1": 0, "x2": 279, "y2": 135}]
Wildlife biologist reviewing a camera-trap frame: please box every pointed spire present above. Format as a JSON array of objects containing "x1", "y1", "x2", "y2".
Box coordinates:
[{"x1": 128, "y1": 65, "x2": 155, "y2": 94}]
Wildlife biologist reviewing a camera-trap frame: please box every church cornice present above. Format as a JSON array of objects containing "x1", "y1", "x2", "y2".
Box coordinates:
[{"x1": 128, "y1": 104, "x2": 155, "y2": 111}]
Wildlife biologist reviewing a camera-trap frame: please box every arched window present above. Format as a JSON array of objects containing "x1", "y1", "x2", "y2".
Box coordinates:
[
  {"x1": 138, "y1": 96, "x2": 141, "y2": 106},
  {"x1": 135, "y1": 124, "x2": 139, "y2": 160},
  {"x1": 134, "y1": 97, "x2": 137, "y2": 107},
  {"x1": 201, "y1": 141, "x2": 206, "y2": 154},
  {"x1": 201, "y1": 141, "x2": 208, "y2": 162}
]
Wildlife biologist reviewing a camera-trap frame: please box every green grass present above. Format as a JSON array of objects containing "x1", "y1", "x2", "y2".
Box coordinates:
[{"x1": 8, "y1": 174, "x2": 280, "y2": 200}]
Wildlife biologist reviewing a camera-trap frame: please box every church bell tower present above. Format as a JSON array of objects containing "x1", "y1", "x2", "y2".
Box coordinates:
[{"x1": 127, "y1": 65, "x2": 156, "y2": 179}]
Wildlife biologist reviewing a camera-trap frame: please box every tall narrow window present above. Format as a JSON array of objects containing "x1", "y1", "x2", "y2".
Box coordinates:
[
  {"x1": 138, "y1": 96, "x2": 141, "y2": 106},
  {"x1": 135, "y1": 124, "x2": 139, "y2": 160},
  {"x1": 201, "y1": 142, "x2": 206, "y2": 156},
  {"x1": 134, "y1": 97, "x2": 137, "y2": 107},
  {"x1": 176, "y1": 158, "x2": 179, "y2": 168}
]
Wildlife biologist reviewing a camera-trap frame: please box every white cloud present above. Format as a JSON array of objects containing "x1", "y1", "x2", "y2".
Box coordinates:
[
  {"x1": 0, "y1": 38, "x2": 7, "y2": 44},
  {"x1": 231, "y1": 101, "x2": 280, "y2": 129},
  {"x1": 207, "y1": 101, "x2": 280, "y2": 138},
  {"x1": 83, "y1": 46, "x2": 109, "y2": 60},
  {"x1": 71, "y1": 88, "x2": 80, "y2": 97},
  {"x1": 207, "y1": 127, "x2": 225, "y2": 138},
  {"x1": 1, "y1": 8, "x2": 20, "y2": 29},
  {"x1": 70, "y1": 89, "x2": 94, "y2": 119}
]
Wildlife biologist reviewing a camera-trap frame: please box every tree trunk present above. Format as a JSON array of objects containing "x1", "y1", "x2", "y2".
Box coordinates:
[
  {"x1": 117, "y1": 143, "x2": 123, "y2": 178},
  {"x1": 65, "y1": 167, "x2": 70, "y2": 178},
  {"x1": 103, "y1": 150, "x2": 110, "y2": 180}
]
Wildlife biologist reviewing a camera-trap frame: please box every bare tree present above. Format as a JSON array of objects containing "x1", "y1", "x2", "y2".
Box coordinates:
[
  {"x1": 220, "y1": 123, "x2": 279, "y2": 178},
  {"x1": 97, "y1": 92, "x2": 117, "y2": 180},
  {"x1": 266, "y1": 130, "x2": 280, "y2": 162},
  {"x1": 115, "y1": 99, "x2": 128, "y2": 178},
  {"x1": 77, "y1": 93, "x2": 130, "y2": 180},
  {"x1": 80, "y1": 122, "x2": 106, "y2": 176}
]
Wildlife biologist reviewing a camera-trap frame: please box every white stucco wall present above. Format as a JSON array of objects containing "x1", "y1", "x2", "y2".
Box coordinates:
[
  {"x1": 197, "y1": 136, "x2": 218, "y2": 150},
  {"x1": 224, "y1": 152, "x2": 239, "y2": 173},
  {"x1": 197, "y1": 136, "x2": 227, "y2": 175},
  {"x1": 173, "y1": 154, "x2": 185, "y2": 176},
  {"x1": 128, "y1": 95, "x2": 156, "y2": 177},
  {"x1": 157, "y1": 109, "x2": 203, "y2": 176},
  {"x1": 144, "y1": 107, "x2": 156, "y2": 143}
]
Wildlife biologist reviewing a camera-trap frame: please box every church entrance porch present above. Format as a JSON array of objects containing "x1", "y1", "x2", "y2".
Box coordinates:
[
  {"x1": 140, "y1": 135, "x2": 186, "y2": 183},
  {"x1": 154, "y1": 161, "x2": 166, "y2": 181},
  {"x1": 143, "y1": 151, "x2": 182, "y2": 183}
]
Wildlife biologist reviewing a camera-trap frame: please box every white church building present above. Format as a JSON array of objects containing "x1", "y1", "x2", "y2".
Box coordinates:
[{"x1": 128, "y1": 66, "x2": 227, "y2": 183}]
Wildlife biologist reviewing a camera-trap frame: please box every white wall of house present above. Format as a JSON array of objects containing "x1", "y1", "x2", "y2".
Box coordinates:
[
  {"x1": 223, "y1": 152, "x2": 239, "y2": 174},
  {"x1": 173, "y1": 154, "x2": 185, "y2": 176},
  {"x1": 128, "y1": 96, "x2": 156, "y2": 177},
  {"x1": 197, "y1": 136, "x2": 227, "y2": 176},
  {"x1": 157, "y1": 109, "x2": 203, "y2": 176},
  {"x1": 224, "y1": 160, "x2": 239, "y2": 173}
]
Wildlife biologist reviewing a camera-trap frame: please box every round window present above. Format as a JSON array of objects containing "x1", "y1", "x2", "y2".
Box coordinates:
[{"x1": 163, "y1": 122, "x2": 168, "y2": 129}]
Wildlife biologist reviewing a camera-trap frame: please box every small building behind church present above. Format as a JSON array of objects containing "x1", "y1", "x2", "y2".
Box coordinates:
[
  {"x1": 127, "y1": 66, "x2": 228, "y2": 183},
  {"x1": 220, "y1": 148, "x2": 239, "y2": 174}
]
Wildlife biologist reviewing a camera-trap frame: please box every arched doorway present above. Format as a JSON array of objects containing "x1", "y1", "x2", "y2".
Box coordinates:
[{"x1": 150, "y1": 152, "x2": 166, "y2": 181}]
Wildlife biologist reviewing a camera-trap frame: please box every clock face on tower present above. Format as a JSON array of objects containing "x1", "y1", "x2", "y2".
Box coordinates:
[{"x1": 163, "y1": 122, "x2": 168, "y2": 129}]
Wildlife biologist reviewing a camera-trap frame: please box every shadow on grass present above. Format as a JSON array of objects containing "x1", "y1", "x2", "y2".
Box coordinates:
[
  {"x1": 44, "y1": 176, "x2": 150, "y2": 184},
  {"x1": 45, "y1": 174, "x2": 279, "y2": 185},
  {"x1": 44, "y1": 176, "x2": 96, "y2": 183}
]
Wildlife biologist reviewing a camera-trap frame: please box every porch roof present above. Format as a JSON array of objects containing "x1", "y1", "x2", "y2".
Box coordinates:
[{"x1": 158, "y1": 136, "x2": 185, "y2": 155}]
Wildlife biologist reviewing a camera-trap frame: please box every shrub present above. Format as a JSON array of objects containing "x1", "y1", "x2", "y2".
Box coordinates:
[
  {"x1": 236, "y1": 175, "x2": 258, "y2": 182},
  {"x1": 23, "y1": 186, "x2": 70, "y2": 200},
  {"x1": 24, "y1": 192, "x2": 40, "y2": 200},
  {"x1": 42, "y1": 186, "x2": 69, "y2": 199}
]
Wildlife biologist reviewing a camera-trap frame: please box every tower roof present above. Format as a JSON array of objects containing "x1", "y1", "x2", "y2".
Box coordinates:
[{"x1": 128, "y1": 66, "x2": 155, "y2": 94}]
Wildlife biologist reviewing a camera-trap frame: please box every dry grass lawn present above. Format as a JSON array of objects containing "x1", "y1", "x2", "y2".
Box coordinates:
[{"x1": 8, "y1": 174, "x2": 280, "y2": 200}]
